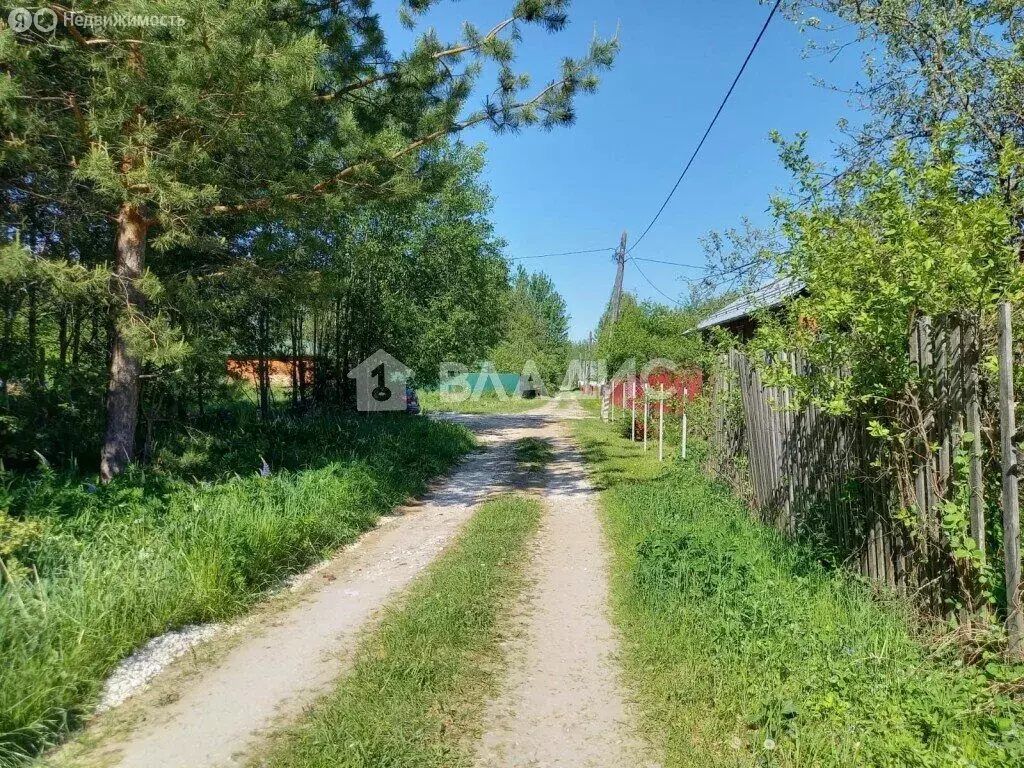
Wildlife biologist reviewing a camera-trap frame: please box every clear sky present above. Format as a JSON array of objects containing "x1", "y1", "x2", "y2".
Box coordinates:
[{"x1": 380, "y1": 1, "x2": 865, "y2": 339}]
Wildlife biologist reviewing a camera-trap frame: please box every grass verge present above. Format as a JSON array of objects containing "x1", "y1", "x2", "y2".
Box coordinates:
[
  {"x1": 257, "y1": 494, "x2": 542, "y2": 768},
  {"x1": 418, "y1": 390, "x2": 546, "y2": 414},
  {"x1": 0, "y1": 412, "x2": 474, "y2": 766},
  {"x1": 572, "y1": 416, "x2": 1024, "y2": 768}
]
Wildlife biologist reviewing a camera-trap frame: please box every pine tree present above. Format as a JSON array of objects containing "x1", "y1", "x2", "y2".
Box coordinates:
[{"x1": 0, "y1": 0, "x2": 617, "y2": 480}]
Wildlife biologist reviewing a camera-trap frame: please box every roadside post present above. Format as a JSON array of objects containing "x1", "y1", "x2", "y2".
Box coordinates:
[
  {"x1": 643, "y1": 385, "x2": 649, "y2": 452},
  {"x1": 681, "y1": 386, "x2": 688, "y2": 460},
  {"x1": 658, "y1": 383, "x2": 664, "y2": 462},
  {"x1": 631, "y1": 379, "x2": 636, "y2": 442}
]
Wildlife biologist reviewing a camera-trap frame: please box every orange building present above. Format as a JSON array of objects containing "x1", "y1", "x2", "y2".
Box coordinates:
[{"x1": 227, "y1": 358, "x2": 315, "y2": 386}]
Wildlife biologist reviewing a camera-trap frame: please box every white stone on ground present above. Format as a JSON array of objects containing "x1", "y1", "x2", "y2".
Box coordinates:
[{"x1": 98, "y1": 624, "x2": 225, "y2": 711}]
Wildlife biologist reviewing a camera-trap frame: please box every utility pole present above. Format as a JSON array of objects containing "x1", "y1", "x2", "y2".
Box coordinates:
[{"x1": 609, "y1": 230, "x2": 627, "y2": 324}]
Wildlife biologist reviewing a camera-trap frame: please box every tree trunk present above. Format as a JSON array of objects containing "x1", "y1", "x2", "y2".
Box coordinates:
[
  {"x1": 70, "y1": 308, "x2": 83, "y2": 370},
  {"x1": 290, "y1": 313, "x2": 300, "y2": 408},
  {"x1": 297, "y1": 311, "x2": 307, "y2": 405},
  {"x1": 58, "y1": 307, "x2": 69, "y2": 372},
  {"x1": 334, "y1": 297, "x2": 344, "y2": 404},
  {"x1": 100, "y1": 205, "x2": 149, "y2": 483}
]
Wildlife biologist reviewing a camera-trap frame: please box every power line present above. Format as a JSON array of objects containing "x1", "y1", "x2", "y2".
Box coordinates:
[
  {"x1": 632, "y1": 257, "x2": 708, "y2": 270},
  {"x1": 627, "y1": 0, "x2": 783, "y2": 254},
  {"x1": 511, "y1": 247, "x2": 614, "y2": 262},
  {"x1": 629, "y1": 257, "x2": 684, "y2": 307}
]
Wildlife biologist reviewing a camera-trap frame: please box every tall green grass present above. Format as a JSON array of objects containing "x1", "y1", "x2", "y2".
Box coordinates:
[
  {"x1": 0, "y1": 412, "x2": 475, "y2": 766},
  {"x1": 259, "y1": 494, "x2": 541, "y2": 768},
  {"x1": 572, "y1": 418, "x2": 1024, "y2": 768}
]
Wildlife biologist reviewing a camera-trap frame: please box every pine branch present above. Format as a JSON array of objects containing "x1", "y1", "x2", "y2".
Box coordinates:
[{"x1": 208, "y1": 75, "x2": 577, "y2": 216}]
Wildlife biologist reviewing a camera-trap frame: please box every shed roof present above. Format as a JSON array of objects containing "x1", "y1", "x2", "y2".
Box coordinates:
[{"x1": 695, "y1": 276, "x2": 806, "y2": 331}]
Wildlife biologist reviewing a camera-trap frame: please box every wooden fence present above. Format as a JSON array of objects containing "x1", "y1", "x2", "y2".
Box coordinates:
[{"x1": 709, "y1": 303, "x2": 1023, "y2": 652}]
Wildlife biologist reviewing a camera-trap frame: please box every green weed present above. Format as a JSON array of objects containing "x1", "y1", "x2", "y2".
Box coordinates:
[
  {"x1": 513, "y1": 437, "x2": 555, "y2": 472},
  {"x1": 417, "y1": 390, "x2": 545, "y2": 414}
]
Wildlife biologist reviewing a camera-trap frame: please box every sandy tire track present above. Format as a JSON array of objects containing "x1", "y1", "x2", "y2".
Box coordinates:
[{"x1": 474, "y1": 402, "x2": 656, "y2": 768}]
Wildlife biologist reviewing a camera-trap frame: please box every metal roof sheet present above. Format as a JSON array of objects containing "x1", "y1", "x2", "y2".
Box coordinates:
[{"x1": 695, "y1": 276, "x2": 806, "y2": 330}]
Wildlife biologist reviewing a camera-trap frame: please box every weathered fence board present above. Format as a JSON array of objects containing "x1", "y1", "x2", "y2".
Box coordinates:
[
  {"x1": 710, "y1": 309, "x2": 1023, "y2": 648},
  {"x1": 998, "y1": 303, "x2": 1023, "y2": 653}
]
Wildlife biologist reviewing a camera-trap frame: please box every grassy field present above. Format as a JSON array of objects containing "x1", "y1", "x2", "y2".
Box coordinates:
[
  {"x1": 259, "y1": 494, "x2": 542, "y2": 768},
  {"x1": 0, "y1": 411, "x2": 475, "y2": 765},
  {"x1": 572, "y1": 416, "x2": 1024, "y2": 768},
  {"x1": 417, "y1": 390, "x2": 547, "y2": 414}
]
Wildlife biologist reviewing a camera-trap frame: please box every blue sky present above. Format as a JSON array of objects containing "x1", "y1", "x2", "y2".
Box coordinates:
[{"x1": 380, "y1": 1, "x2": 865, "y2": 339}]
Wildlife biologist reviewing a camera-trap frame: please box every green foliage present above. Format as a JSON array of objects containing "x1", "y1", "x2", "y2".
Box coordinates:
[
  {"x1": 490, "y1": 266, "x2": 570, "y2": 388},
  {"x1": 752, "y1": 134, "x2": 1021, "y2": 417},
  {"x1": 0, "y1": 243, "x2": 117, "y2": 468},
  {"x1": 0, "y1": 411, "x2": 475, "y2": 764},
  {"x1": 416, "y1": 389, "x2": 544, "y2": 414},
  {"x1": 1, "y1": 0, "x2": 618, "y2": 473},
  {"x1": 262, "y1": 494, "x2": 541, "y2": 768},
  {"x1": 791, "y1": 1, "x2": 1023, "y2": 187},
  {"x1": 935, "y1": 439, "x2": 998, "y2": 612},
  {"x1": 595, "y1": 294, "x2": 711, "y2": 374},
  {"x1": 573, "y1": 416, "x2": 1024, "y2": 768},
  {"x1": 0, "y1": 142, "x2": 510, "y2": 468},
  {"x1": 694, "y1": 3, "x2": 1024, "y2": 631},
  {"x1": 733, "y1": 131, "x2": 1023, "y2": 619}
]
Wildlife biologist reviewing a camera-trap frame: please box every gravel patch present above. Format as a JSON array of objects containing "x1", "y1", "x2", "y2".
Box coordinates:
[
  {"x1": 97, "y1": 533, "x2": 378, "y2": 711},
  {"x1": 98, "y1": 624, "x2": 226, "y2": 711}
]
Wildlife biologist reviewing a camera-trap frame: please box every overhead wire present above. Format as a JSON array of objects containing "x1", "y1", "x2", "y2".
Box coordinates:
[
  {"x1": 626, "y1": 0, "x2": 783, "y2": 255},
  {"x1": 628, "y1": 257, "x2": 686, "y2": 307},
  {"x1": 511, "y1": 1, "x2": 784, "y2": 310},
  {"x1": 510, "y1": 248, "x2": 614, "y2": 262},
  {"x1": 631, "y1": 257, "x2": 708, "y2": 270}
]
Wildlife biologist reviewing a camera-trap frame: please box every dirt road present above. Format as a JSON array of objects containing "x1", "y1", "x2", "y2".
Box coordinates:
[
  {"x1": 59, "y1": 400, "x2": 650, "y2": 768},
  {"x1": 474, "y1": 408, "x2": 652, "y2": 768}
]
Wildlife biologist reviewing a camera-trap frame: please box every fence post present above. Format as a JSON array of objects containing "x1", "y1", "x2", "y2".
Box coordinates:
[
  {"x1": 966, "y1": 317, "x2": 986, "y2": 559},
  {"x1": 631, "y1": 379, "x2": 636, "y2": 442},
  {"x1": 658, "y1": 383, "x2": 665, "y2": 462},
  {"x1": 681, "y1": 385, "x2": 688, "y2": 460},
  {"x1": 610, "y1": 380, "x2": 615, "y2": 422},
  {"x1": 644, "y1": 387, "x2": 649, "y2": 453},
  {"x1": 965, "y1": 315, "x2": 988, "y2": 616},
  {"x1": 998, "y1": 301, "x2": 1023, "y2": 656}
]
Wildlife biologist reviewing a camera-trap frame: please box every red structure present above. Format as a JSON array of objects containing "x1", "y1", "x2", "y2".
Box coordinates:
[{"x1": 607, "y1": 369, "x2": 702, "y2": 412}]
